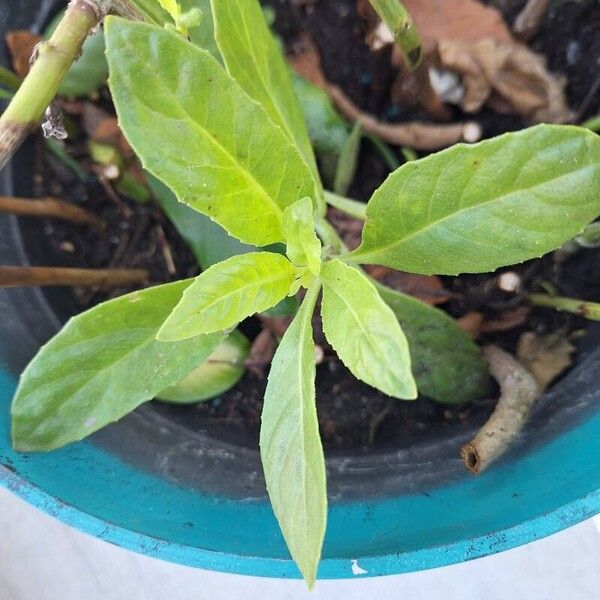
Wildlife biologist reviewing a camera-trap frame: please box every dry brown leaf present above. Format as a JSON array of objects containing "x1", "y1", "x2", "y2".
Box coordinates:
[
  {"x1": 6, "y1": 31, "x2": 41, "y2": 78},
  {"x1": 480, "y1": 306, "x2": 530, "y2": 334},
  {"x1": 516, "y1": 330, "x2": 575, "y2": 391},
  {"x1": 364, "y1": 265, "x2": 449, "y2": 305},
  {"x1": 437, "y1": 38, "x2": 573, "y2": 122},
  {"x1": 456, "y1": 311, "x2": 484, "y2": 339},
  {"x1": 289, "y1": 32, "x2": 327, "y2": 88},
  {"x1": 245, "y1": 328, "x2": 275, "y2": 377}
]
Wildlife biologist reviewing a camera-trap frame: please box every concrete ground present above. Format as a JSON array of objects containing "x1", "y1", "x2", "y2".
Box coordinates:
[{"x1": 1, "y1": 486, "x2": 599, "y2": 600}]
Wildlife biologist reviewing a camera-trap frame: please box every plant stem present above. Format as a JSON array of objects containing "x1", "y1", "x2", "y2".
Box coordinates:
[
  {"x1": 0, "y1": 195, "x2": 105, "y2": 230},
  {"x1": 528, "y1": 293, "x2": 600, "y2": 321},
  {"x1": 324, "y1": 191, "x2": 366, "y2": 221},
  {"x1": 367, "y1": 0, "x2": 422, "y2": 70},
  {"x1": 0, "y1": 266, "x2": 148, "y2": 288},
  {"x1": 0, "y1": 66, "x2": 21, "y2": 92},
  {"x1": 461, "y1": 345, "x2": 540, "y2": 474},
  {"x1": 364, "y1": 133, "x2": 400, "y2": 171},
  {"x1": 0, "y1": 0, "x2": 102, "y2": 171}
]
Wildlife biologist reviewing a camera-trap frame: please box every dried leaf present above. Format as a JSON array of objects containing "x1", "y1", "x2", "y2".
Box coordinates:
[
  {"x1": 480, "y1": 306, "x2": 530, "y2": 334},
  {"x1": 364, "y1": 265, "x2": 449, "y2": 305},
  {"x1": 289, "y1": 33, "x2": 327, "y2": 88},
  {"x1": 6, "y1": 31, "x2": 41, "y2": 78},
  {"x1": 516, "y1": 330, "x2": 575, "y2": 391},
  {"x1": 246, "y1": 328, "x2": 275, "y2": 377},
  {"x1": 456, "y1": 311, "x2": 484, "y2": 339},
  {"x1": 437, "y1": 38, "x2": 573, "y2": 123}
]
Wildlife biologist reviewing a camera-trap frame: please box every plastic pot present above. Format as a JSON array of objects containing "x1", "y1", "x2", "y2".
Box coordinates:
[{"x1": 1, "y1": 0, "x2": 600, "y2": 581}]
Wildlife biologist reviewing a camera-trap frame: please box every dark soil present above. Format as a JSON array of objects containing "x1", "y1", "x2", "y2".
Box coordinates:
[{"x1": 20, "y1": 0, "x2": 600, "y2": 453}]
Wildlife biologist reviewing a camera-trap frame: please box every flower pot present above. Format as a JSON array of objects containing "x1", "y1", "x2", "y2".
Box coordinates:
[{"x1": 1, "y1": 0, "x2": 600, "y2": 581}]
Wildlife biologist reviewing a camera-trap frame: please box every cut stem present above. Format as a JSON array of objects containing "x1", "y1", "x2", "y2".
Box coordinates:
[
  {"x1": 0, "y1": 0, "x2": 104, "y2": 170},
  {"x1": 528, "y1": 293, "x2": 600, "y2": 321},
  {"x1": 0, "y1": 195, "x2": 105, "y2": 230},
  {"x1": 461, "y1": 345, "x2": 540, "y2": 474},
  {"x1": 0, "y1": 266, "x2": 148, "y2": 288}
]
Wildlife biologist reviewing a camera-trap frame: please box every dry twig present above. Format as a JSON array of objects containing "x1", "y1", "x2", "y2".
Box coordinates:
[
  {"x1": 461, "y1": 345, "x2": 540, "y2": 474},
  {"x1": 0, "y1": 195, "x2": 105, "y2": 230},
  {"x1": 326, "y1": 84, "x2": 481, "y2": 150},
  {"x1": 0, "y1": 266, "x2": 148, "y2": 288},
  {"x1": 513, "y1": 0, "x2": 550, "y2": 41}
]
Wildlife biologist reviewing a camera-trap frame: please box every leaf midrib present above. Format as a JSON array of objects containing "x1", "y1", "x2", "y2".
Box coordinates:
[
  {"x1": 116, "y1": 28, "x2": 284, "y2": 221},
  {"x1": 352, "y1": 160, "x2": 597, "y2": 261}
]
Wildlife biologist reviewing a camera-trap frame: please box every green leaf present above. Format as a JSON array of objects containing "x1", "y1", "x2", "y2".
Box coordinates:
[
  {"x1": 12, "y1": 280, "x2": 223, "y2": 452},
  {"x1": 349, "y1": 125, "x2": 600, "y2": 275},
  {"x1": 157, "y1": 329, "x2": 249, "y2": 403},
  {"x1": 259, "y1": 283, "x2": 326, "y2": 588},
  {"x1": 105, "y1": 18, "x2": 316, "y2": 246},
  {"x1": 333, "y1": 122, "x2": 362, "y2": 196},
  {"x1": 148, "y1": 176, "x2": 299, "y2": 317},
  {"x1": 186, "y1": 0, "x2": 221, "y2": 59},
  {"x1": 46, "y1": 11, "x2": 108, "y2": 97},
  {"x1": 374, "y1": 282, "x2": 490, "y2": 404},
  {"x1": 148, "y1": 175, "x2": 254, "y2": 269},
  {"x1": 158, "y1": 252, "x2": 297, "y2": 340},
  {"x1": 292, "y1": 74, "x2": 350, "y2": 186},
  {"x1": 320, "y1": 259, "x2": 417, "y2": 399},
  {"x1": 211, "y1": 0, "x2": 322, "y2": 198},
  {"x1": 282, "y1": 197, "x2": 322, "y2": 275}
]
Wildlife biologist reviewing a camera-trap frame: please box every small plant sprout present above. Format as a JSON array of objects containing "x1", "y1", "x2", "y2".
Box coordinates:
[{"x1": 3, "y1": 0, "x2": 600, "y2": 588}]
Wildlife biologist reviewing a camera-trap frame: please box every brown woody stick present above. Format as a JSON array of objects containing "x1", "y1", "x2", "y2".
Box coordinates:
[
  {"x1": 461, "y1": 345, "x2": 540, "y2": 474},
  {"x1": 0, "y1": 195, "x2": 105, "y2": 230},
  {"x1": 326, "y1": 84, "x2": 482, "y2": 150},
  {"x1": 513, "y1": 0, "x2": 550, "y2": 41},
  {"x1": 0, "y1": 266, "x2": 148, "y2": 288}
]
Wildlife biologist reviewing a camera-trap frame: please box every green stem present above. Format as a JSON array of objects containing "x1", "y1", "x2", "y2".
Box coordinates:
[
  {"x1": 0, "y1": 66, "x2": 21, "y2": 92},
  {"x1": 367, "y1": 0, "x2": 422, "y2": 70},
  {"x1": 324, "y1": 190, "x2": 366, "y2": 221},
  {"x1": 365, "y1": 133, "x2": 400, "y2": 171},
  {"x1": 528, "y1": 293, "x2": 600, "y2": 321},
  {"x1": 0, "y1": 0, "x2": 102, "y2": 170},
  {"x1": 581, "y1": 115, "x2": 600, "y2": 133},
  {"x1": 316, "y1": 217, "x2": 347, "y2": 256}
]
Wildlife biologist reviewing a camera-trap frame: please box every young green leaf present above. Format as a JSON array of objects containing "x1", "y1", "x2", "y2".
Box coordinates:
[
  {"x1": 158, "y1": 252, "x2": 297, "y2": 340},
  {"x1": 348, "y1": 125, "x2": 600, "y2": 275},
  {"x1": 259, "y1": 283, "x2": 326, "y2": 588},
  {"x1": 157, "y1": 329, "x2": 249, "y2": 403},
  {"x1": 12, "y1": 281, "x2": 223, "y2": 452},
  {"x1": 149, "y1": 176, "x2": 299, "y2": 317},
  {"x1": 282, "y1": 197, "x2": 322, "y2": 275},
  {"x1": 374, "y1": 282, "x2": 490, "y2": 404},
  {"x1": 105, "y1": 18, "x2": 316, "y2": 246},
  {"x1": 211, "y1": 0, "x2": 322, "y2": 198},
  {"x1": 320, "y1": 259, "x2": 417, "y2": 399}
]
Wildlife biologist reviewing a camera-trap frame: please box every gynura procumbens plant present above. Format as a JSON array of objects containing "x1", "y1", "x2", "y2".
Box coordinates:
[{"x1": 8, "y1": 0, "x2": 600, "y2": 587}]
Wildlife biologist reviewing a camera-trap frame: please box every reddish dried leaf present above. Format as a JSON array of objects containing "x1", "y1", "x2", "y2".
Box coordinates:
[
  {"x1": 480, "y1": 305, "x2": 530, "y2": 334},
  {"x1": 6, "y1": 30, "x2": 41, "y2": 78},
  {"x1": 456, "y1": 311, "x2": 484, "y2": 340},
  {"x1": 364, "y1": 265, "x2": 449, "y2": 305}
]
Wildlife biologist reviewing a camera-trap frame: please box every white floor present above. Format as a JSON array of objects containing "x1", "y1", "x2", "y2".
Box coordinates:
[{"x1": 1, "y1": 486, "x2": 600, "y2": 599}]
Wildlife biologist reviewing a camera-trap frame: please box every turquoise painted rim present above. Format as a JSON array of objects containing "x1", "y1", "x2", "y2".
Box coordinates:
[{"x1": 2, "y1": 363, "x2": 600, "y2": 580}]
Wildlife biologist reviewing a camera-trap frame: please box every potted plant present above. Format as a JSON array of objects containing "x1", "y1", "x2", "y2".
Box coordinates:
[{"x1": 1, "y1": 0, "x2": 599, "y2": 587}]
